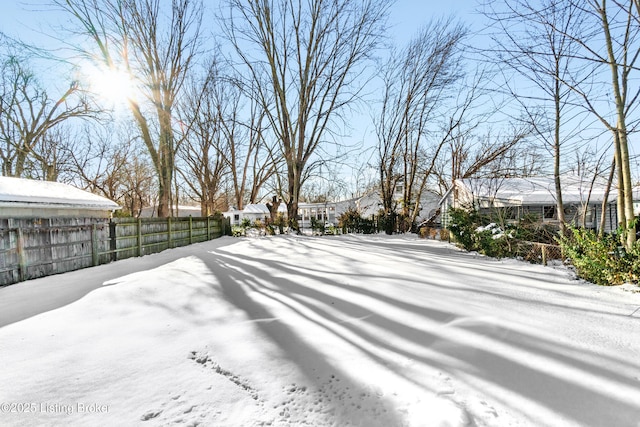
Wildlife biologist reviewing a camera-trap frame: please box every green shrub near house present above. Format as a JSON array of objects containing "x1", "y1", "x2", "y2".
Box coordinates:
[
  {"x1": 448, "y1": 208, "x2": 513, "y2": 258},
  {"x1": 449, "y1": 206, "x2": 640, "y2": 286},
  {"x1": 558, "y1": 227, "x2": 640, "y2": 286},
  {"x1": 338, "y1": 208, "x2": 378, "y2": 234}
]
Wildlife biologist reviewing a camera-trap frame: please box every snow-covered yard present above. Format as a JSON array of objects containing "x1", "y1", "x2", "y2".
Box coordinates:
[{"x1": 1, "y1": 234, "x2": 639, "y2": 427}]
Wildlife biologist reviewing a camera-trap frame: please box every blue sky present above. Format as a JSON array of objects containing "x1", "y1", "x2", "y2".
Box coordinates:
[
  {"x1": 2, "y1": 1, "x2": 634, "y2": 191},
  {"x1": 1, "y1": 0, "x2": 481, "y2": 46},
  {"x1": 0, "y1": 0, "x2": 483, "y2": 93}
]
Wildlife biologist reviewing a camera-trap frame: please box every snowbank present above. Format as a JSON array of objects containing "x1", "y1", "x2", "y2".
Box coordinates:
[{"x1": 1, "y1": 234, "x2": 639, "y2": 426}]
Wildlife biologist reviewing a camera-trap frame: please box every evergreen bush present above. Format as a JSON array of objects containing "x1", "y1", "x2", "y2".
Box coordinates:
[
  {"x1": 338, "y1": 208, "x2": 378, "y2": 234},
  {"x1": 558, "y1": 227, "x2": 640, "y2": 286}
]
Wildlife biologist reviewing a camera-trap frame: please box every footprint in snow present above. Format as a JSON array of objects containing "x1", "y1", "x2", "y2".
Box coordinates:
[{"x1": 140, "y1": 409, "x2": 162, "y2": 421}]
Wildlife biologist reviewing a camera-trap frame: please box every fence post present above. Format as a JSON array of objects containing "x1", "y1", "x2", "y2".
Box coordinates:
[
  {"x1": 109, "y1": 220, "x2": 117, "y2": 262},
  {"x1": 16, "y1": 228, "x2": 27, "y2": 282},
  {"x1": 189, "y1": 216, "x2": 193, "y2": 244},
  {"x1": 91, "y1": 224, "x2": 99, "y2": 266},
  {"x1": 222, "y1": 217, "x2": 227, "y2": 236},
  {"x1": 137, "y1": 218, "x2": 143, "y2": 256},
  {"x1": 541, "y1": 244, "x2": 547, "y2": 266},
  {"x1": 207, "y1": 216, "x2": 211, "y2": 240},
  {"x1": 168, "y1": 217, "x2": 172, "y2": 248}
]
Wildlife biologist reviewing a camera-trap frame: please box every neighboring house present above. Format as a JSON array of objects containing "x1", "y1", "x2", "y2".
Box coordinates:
[
  {"x1": 356, "y1": 187, "x2": 441, "y2": 225},
  {"x1": 221, "y1": 187, "x2": 441, "y2": 231},
  {"x1": 0, "y1": 176, "x2": 120, "y2": 218},
  {"x1": 439, "y1": 176, "x2": 623, "y2": 233},
  {"x1": 225, "y1": 200, "x2": 351, "y2": 229},
  {"x1": 224, "y1": 203, "x2": 272, "y2": 226},
  {"x1": 297, "y1": 201, "x2": 343, "y2": 228}
]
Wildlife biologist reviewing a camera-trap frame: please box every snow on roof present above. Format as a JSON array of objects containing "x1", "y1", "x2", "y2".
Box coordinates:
[
  {"x1": 0, "y1": 176, "x2": 120, "y2": 210},
  {"x1": 243, "y1": 203, "x2": 270, "y2": 214},
  {"x1": 456, "y1": 175, "x2": 611, "y2": 205}
]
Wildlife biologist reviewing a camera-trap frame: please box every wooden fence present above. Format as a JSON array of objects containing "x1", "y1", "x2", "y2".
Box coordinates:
[
  {"x1": 513, "y1": 240, "x2": 564, "y2": 266},
  {"x1": 0, "y1": 216, "x2": 230, "y2": 287}
]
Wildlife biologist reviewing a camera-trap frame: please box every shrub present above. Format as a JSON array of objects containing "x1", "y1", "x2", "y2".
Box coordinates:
[
  {"x1": 558, "y1": 227, "x2": 640, "y2": 286},
  {"x1": 310, "y1": 217, "x2": 325, "y2": 235},
  {"x1": 274, "y1": 213, "x2": 286, "y2": 234},
  {"x1": 515, "y1": 213, "x2": 558, "y2": 244},
  {"x1": 338, "y1": 207, "x2": 378, "y2": 234},
  {"x1": 448, "y1": 208, "x2": 478, "y2": 251},
  {"x1": 448, "y1": 208, "x2": 514, "y2": 258}
]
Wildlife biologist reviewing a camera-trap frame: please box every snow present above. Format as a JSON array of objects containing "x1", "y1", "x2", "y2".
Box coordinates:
[
  {"x1": 0, "y1": 176, "x2": 119, "y2": 210},
  {"x1": 1, "y1": 234, "x2": 639, "y2": 427},
  {"x1": 243, "y1": 204, "x2": 271, "y2": 214},
  {"x1": 456, "y1": 175, "x2": 612, "y2": 205}
]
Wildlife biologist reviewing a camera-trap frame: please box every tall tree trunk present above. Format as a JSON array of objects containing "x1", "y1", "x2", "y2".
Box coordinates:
[
  {"x1": 614, "y1": 130, "x2": 626, "y2": 236},
  {"x1": 601, "y1": 2, "x2": 636, "y2": 248},
  {"x1": 599, "y1": 157, "x2": 615, "y2": 236},
  {"x1": 554, "y1": 76, "x2": 566, "y2": 233}
]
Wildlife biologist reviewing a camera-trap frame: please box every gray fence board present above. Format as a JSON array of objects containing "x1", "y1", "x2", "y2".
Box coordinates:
[{"x1": 0, "y1": 216, "x2": 229, "y2": 286}]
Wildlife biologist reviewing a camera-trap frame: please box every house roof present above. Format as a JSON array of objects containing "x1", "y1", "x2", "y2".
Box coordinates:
[
  {"x1": 455, "y1": 175, "x2": 612, "y2": 205},
  {"x1": 0, "y1": 176, "x2": 120, "y2": 211},
  {"x1": 243, "y1": 203, "x2": 270, "y2": 214}
]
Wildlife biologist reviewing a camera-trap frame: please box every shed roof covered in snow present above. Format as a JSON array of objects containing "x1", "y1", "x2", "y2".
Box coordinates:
[{"x1": 0, "y1": 176, "x2": 120, "y2": 218}]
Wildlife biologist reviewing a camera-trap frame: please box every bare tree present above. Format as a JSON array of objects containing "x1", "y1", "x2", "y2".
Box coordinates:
[
  {"x1": 220, "y1": 79, "x2": 279, "y2": 209},
  {"x1": 69, "y1": 123, "x2": 154, "y2": 216},
  {"x1": 0, "y1": 51, "x2": 93, "y2": 179},
  {"x1": 177, "y1": 59, "x2": 280, "y2": 214},
  {"x1": 30, "y1": 125, "x2": 79, "y2": 182},
  {"x1": 446, "y1": 125, "x2": 535, "y2": 182},
  {"x1": 224, "y1": 0, "x2": 391, "y2": 230},
  {"x1": 551, "y1": 0, "x2": 640, "y2": 248},
  {"x1": 375, "y1": 19, "x2": 467, "y2": 233},
  {"x1": 482, "y1": 0, "x2": 587, "y2": 234},
  {"x1": 56, "y1": 0, "x2": 203, "y2": 217},
  {"x1": 177, "y1": 62, "x2": 231, "y2": 216}
]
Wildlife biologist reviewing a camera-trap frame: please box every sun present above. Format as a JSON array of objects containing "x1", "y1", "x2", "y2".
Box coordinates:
[{"x1": 86, "y1": 65, "x2": 136, "y2": 107}]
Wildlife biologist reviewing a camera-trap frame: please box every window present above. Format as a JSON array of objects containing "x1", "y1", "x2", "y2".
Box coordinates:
[
  {"x1": 543, "y1": 205, "x2": 556, "y2": 220},
  {"x1": 234, "y1": 214, "x2": 240, "y2": 221}
]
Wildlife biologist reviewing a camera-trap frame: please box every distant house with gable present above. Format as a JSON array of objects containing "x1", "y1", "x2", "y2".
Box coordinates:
[{"x1": 439, "y1": 175, "x2": 627, "y2": 233}]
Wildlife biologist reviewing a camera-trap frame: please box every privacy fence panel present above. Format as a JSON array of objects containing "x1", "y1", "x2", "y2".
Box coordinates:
[{"x1": 0, "y1": 216, "x2": 229, "y2": 287}]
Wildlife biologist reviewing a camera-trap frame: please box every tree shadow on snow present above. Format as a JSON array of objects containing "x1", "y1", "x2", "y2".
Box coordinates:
[
  {"x1": 201, "y1": 251, "x2": 404, "y2": 427},
  {"x1": 203, "y1": 236, "x2": 640, "y2": 427}
]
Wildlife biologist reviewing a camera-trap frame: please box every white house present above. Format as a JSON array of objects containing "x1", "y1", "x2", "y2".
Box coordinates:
[
  {"x1": 439, "y1": 175, "x2": 623, "y2": 233},
  {"x1": 297, "y1": 201, "x2": 343, "y2": 228},
  {"x1": 224, "y1": 203, "x2": 272, "y2": 226},
  {"x1": 0, "y1": 176, "x2": 120, "y2": 218}
]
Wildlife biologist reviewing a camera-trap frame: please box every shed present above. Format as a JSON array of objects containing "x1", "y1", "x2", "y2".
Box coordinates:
[
  {"x1": 0, "y1": 176, "x2": 120, "y2": 218},
  {"x1": 0, "y1": 177, "x2": 120, "y2": 285}
]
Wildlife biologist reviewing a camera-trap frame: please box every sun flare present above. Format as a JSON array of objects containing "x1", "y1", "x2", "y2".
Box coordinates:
[{"x1": 87, "y1": 66, "x2": 135, "y2": 107}]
